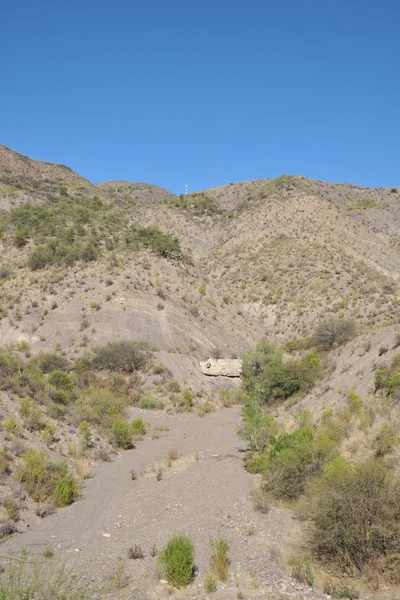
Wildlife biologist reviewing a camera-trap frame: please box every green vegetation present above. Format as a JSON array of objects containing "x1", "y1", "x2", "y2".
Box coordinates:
[
  {"x1": 209, "y1": 538, "x2": 230, "y2": 582},
  {"x1": 0, "y1": 554, "x2": 96, "y2": 600},
  {"x1": 242, "y1": 339, "x2": 321, "y2": 405},
  {"x1": 131, "y1": 417, "x2": 146, "y2": 436},
  {"x1": 375, "y1": 353, "x2": 400, "y2": 398},
  {"x1": 302, "y1": 457, "x2": 400, "y2": 574},
  {"x1": 89, "y1": 340, "x2": 152, "y2": 373},
  {"x1": 17, "y1": 448, "x2": 78, "y2": 506},
  {"x1": 125, "y1": 225, "x2": 182, "y2": 259},
  {"x1": 262, "y1": 426, "x2": 337, "y2": 500},
  {"x1": 166, "y1": 191, "x2": 221, "y2": 216},
  {"x1": 159, "y1": 534, "x2": 195, "y2": 589},
  {"x1": 237, "y1": 403, "x2": 277, "y2": 451},
  {"x1": 112, "y1": 420, "x2": 134, "y2": 449},
  {"x1": 0, "y1": 340, "x2": 164, "y2": 512},
  {"x1": 2, "y1": 197, "x2": 185, "y2": 269},
  {"x1": 313, "y1": 317, "x2": 357, "y2": 351}
]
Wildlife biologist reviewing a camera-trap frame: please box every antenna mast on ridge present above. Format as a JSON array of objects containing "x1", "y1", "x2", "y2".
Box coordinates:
[{"x1": 184, "y1": 182, "x2": 188, "y2": 195}]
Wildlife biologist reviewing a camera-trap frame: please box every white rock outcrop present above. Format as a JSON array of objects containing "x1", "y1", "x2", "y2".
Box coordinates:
[{"x1": 200, "y1": 358, "x2": 242, "y2": 377}]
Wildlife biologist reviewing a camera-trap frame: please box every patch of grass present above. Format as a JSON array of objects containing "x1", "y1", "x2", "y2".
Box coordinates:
[
  {"x1": 210, "y1": 537, "x2": 230, "y2": 582},
  {"x1": 204, "y1": 572, "x2": 217, "y2": 592},
  {"x1": 250, "y1": 486, "x2": 270, "y2": 514},
  {"x1": 159, "y1": 534, "x2": 195, "y2": 589},
  {"x1": 0, "y1": 554, "x2": 97, "y2": 599},
  {"x1": 138, "y1": 394, "x2": 160, "y2": 410}
]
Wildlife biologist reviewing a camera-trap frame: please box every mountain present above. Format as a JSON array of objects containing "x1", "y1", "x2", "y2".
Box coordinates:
[{"x1": 1, "y1": 144, "x2": 400, "y2": 599}]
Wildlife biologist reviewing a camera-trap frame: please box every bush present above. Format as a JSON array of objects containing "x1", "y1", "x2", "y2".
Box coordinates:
[
  {"x1": 112, "y1": 420, "x2": 134, "y2": 449},
  {"x1": 138, "y1": 395, "x2": 159, "y2": 409},
  {"x1": 53, "y1": 475, "x2": 79, "y2": 507},
  {"x1": 131, "y1": 417, "x2": 146, "y2": 436},
  {"x1": 90, "y1": 341, "x2": 149, "y2": 373},
  {"x1": 48, "y1": 370, "x2": 74, "y2": 391},
  {"x1": 302, "y1": 457, "x2": 400, "y2": 572},
  {"x1": 29, "y1": 353, "x2": 69, "y2": 374},
  {"x1": 159, "y1": 534, "x2": 195, "y2": 588},
  {"x1": 375, "y1": 353, "x2": 400, "y2": 399},
  {"x1": 210, "y1": 538, "x2": 230, "y2": 582},
  {"x1": 0, "y1": 351, "x2": 21, "y2": 387},
  {"x1": 75, "y1": 388, "x2": 127, "y2": 429},
  {"x1": 17, "y1": 448, "x2": 78, "y2": 505},
  {"x1": 242, "y1": 340, "x2": 321, "y2": 405},
  {"x1": 313, "y1": 318, "x2": 357, "y2": 351},
  {"x1": 238, "y1": 402, "x2": 277, "y2": 451},
  {"x1": 126, "y1": 225, "x2": 182, "y2": 259},
  {"x1": 263, "y1": 426, "x2": 337, "y2": 500}
]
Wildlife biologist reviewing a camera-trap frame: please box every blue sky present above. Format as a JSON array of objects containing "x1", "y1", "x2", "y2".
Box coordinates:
[{"x1": 1, "y1": 1, "x2": 399, "y2": 194}]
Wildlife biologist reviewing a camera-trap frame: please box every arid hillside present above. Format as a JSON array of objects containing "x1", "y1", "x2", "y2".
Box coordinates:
[{"x1": 2, "y1": 145, "x2": 400, "y2": 600}]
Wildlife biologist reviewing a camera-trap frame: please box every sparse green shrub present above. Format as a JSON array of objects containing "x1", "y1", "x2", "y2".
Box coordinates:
[
  {"x1": 0, "y1": 351, "x2": 21, "y2": 386},
  {"x1": 42, "y1": 423, "x2": 56, "y2": 445},
  {"x1": 77, "y1": 421, "x2": 91, "y2": 448},
  {"x1": 210, "y1": 537, "x2": 230, "y2": 582},
  {"x1": 181, "y1": 388, "x2": 194, "y2": 408},
  {"x1": 112, "y1": 420, "x2": 134, "y2": 449},
  {"x1": 17, "y1": 448, "x2": 78, "y2": 505},
  {"x1": 204, "y1": 572, "x2": 217, "y2": 592},
  {"x1": 29, "y1": 353, "x2": 68, "y2": 374},
  {"x1": 167, "y1": 379, "x2": 181, "y2": 393},
  {"x1": 374, "y1": 424, "x2": 397, "y2": 457},
  {"x1": 243, "y1": 451, "x2": 269, "y2": 474},
  {"x1": 238, "y1": 403, "x2": 277, "y2": 451},
  {"x1": 4, "y1": 417, "x2": 21, "y2": 436},
  {"x1": 48, "y1": 370, "x2": 74, "y2": 391},
  {"x1": 284, "y1": 337, "x2": 313, "y2": 353},
  {"x1": 313, "y1": 317, "x2": 357, "y2": 351},
  {"x1": 375, "y1": 353, "x2": 400, "y2": 399},
  {"x1": 263, "y1": 426, "x2": 337, "y2": 500},
  {"x1": 346, "y1": 389, "x2": 363, "y2": 414},
  {"x1": 138, "y1": 395, "x2": 159, "y2": 410},
  {"x1": 90, "y1": 341, "x2": 149, "y2": 373},
  {"x1": 4, "y1": 496, "x2": 18, "y2": 521},
  {"x1": 0, "y1": 554, "x2": 96, "y2": 599},
  {"x1": 242, "y1": 340, "x2": 321, "y2": 405},
  {"x1": 288, "y1": 555, "x2": 314, "y2": 586},
  {"x1": 75, "y1": 388, "x2": 127, "y2": 429},
  {"x1": 302, "y1": 457, "x2": 400, "y2": 572},
  {"x1": 126, "y1": 225, "x2": 182, "y2": 259},
  {"x1": 53, "y1": 475, "x2": 79, "y2": 507},
  {"x1": 251, "y1": 486, "x2": 270, "y2": 513},
  {"x1": 130, "y1": 417, "x2": 146, "y2": 436},
  {"x1": 159, "y1": 534, "x2": 195, "y2": 589}
]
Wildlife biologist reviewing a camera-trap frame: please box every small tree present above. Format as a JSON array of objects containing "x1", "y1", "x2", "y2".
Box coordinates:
[{"x1": 313, "y1": 317, "x2": 357, "y2": 351}]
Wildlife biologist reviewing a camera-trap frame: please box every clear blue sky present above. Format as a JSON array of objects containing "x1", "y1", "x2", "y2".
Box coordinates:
[{"x1": 1, "y1": 1, "x2": 399, "y2": 194}]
